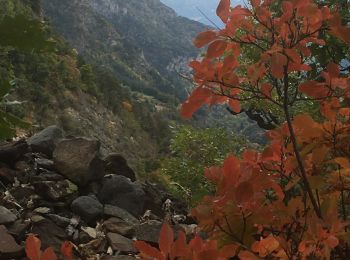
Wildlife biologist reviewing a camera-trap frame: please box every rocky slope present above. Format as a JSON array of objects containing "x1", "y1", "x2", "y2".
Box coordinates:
[
  {"x1": 0, "y1": 126, "x2": 192, "y2": 259},
  {"x1": 41, "y1": 0, "x2": 206, "y2": 101}
]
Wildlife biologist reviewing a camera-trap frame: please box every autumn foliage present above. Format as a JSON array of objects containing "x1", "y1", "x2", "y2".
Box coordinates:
[
  {"x1": 136, "y1": 0, "x2": 350, "y2": 259},
  {"x1": 25, "y1": 234, "x2": 73, "y2": 260}
]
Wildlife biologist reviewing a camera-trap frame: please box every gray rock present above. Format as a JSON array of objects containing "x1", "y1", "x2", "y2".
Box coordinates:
[
  {"x1": 35, "y1": 158, "x2": 55, "y2": 171},
  {"x1": 31, "y1": 218, "x2": 67, "y2": 255},
  {"x1": 33, "y1": 179, "x2": 78, "y2": 201},
  {"x1": 98, "y1": 175, "x2": 145, "y2": 217},
  {"x1": 0, "y1": 139, "x2": 28, "y2": 166},
  {"x1": 135, "y1": 220, "x2": 163, "y2": 244},
  {"x1": 104, "y1": 154, "x2": 136, "y2": 181},
  {"x1": 6, "y1": 220, "x2": 30, "y2": 241},
  {"x1": 104, "y1": 205, "x2": 139, "y2": 225},
  {"x1": 103, "y1": 218, "x2": 135, "y2": 237},
  {"x1": 106, "y1": 233, "x2": 137, "y2": 253},
  {"x1": 53, "y1": 138, "x2": 104, "y2": 186},
  {"x1": 28, "y1": 125, "x2": 63, "y2": 157},
  {"x1": 71, "y1": 196, "x2": 103, "y2": 223},
  {"x1": 0, "y1": 225, "x2": 24, "y2": 259},
  {"x1": 0, "y1": 206, "x2": 17, "y2": 225},
  {"x1": 46, "y1": 214, "x2": 71, "y2": 228}
]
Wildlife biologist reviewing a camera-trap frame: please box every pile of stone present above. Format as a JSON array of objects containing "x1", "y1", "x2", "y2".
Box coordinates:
[{"x1": 0, "y1": 126, "x2": 190, "y2": 259}]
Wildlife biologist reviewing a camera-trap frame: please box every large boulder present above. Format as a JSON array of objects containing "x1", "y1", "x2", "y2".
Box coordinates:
[
  {"x1": 71, "y1": 196, "x2": 103, "y2": 223},
  {"x1": 53, "y1": 138, "x2": 105, "y2": 186},
  {"x1": 98, "y1": 175, "x2": 145, "y2": 217},
  {"x1": 104, "y1": 154, "x2": 136, "y2": 181},
  {"x1": 28, "y1": 125, "x2": 63, "y2": 157}
]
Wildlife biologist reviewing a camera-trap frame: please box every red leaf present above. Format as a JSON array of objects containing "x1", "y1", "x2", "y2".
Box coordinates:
[
  {"x1": 217, "y1": 0, "x2": 231, "y2": 23},
  {"x1": 271, "y1": 53, "x2": 287, "y2": 79},
  {"x1": 170, "y1": 231, "x2": 189, "y2": 258},
  {"x1": 219, "y1": 244, "x2": 238, "y2": 257},
  {"x1": 235, "y1": 181, "x2": 253, "y2": 203},
  {"x1": 325, "y1": 236, "x2": 339, "y2": 248},
  {"x1": 181, "y1": 87, "x2": 212, "y2": 119},
  {"x1": 284, "y1": 48, "x2": 301, "y2": 64},
  {"x1": 207, "y1": 40, "x2": 227, "y2": 58},
  {"x1": 25, "y1": 234, "x2": 42, "y2": 260},
  {"x1": 261, "y1": 83, "x2": 272, "y2": 98},
  {"x1": 61, "y1": 241, "x2": 73, "y2": 260},
  {"x1": 193, "y1": 31, "x2": 217, "y2": 48},
  {"x1": 327, "y1": 62, "x2": 340, "y2": 78},
  {"x1": 228, "y1": 99, "x2": 240, "y2": 113},
  {"x1": 299, "y1": 80, "x2": 328, "y2": 98},
  {"x1": 134, "y1": 241, "x2": 165, "y2": 260},
  {"x1": 41, "y1": 247, "x2": 57, "y2": 260},
  {"x1": 158, "y1": 223, "x2": 174, "y2": 256}
]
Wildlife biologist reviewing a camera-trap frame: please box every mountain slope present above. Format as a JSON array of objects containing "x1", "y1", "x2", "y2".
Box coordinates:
[{"x1": 41, "y1": 0, "x2": 206, "y2": 101}]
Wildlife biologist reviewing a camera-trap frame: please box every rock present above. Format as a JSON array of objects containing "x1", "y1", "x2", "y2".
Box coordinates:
[
  {"x1": 106, "y1": 233, "x2": 137, "y2": 253},
  {"x1": 33, "y1": 207, "x2": 51, "y2": 214},
  {"x1": 135, "y1": 220, "x2": 163, "y2": 244},
  {"x1": 0, "y1": 225, "x2": 24, "y2": 259},
  {"x1": 6, "y1": 220, "x2": 30, "y2": 241},
  {"x1": 0, "y1": 206, "x2": 17, "y2": 225},
  {"x1": 0, "y1": 166, "x2": 16, "y2": 184},
  {"x1": 35, "y1": 158, "x2": 55, "y2": 171},
  {"x1": 104, "y1": 154, "x2": 136, "y2": 181},
  {"x1": 28, "y1": 125, "x2": 63, "y2": 157},
  {"x1": 103, "y1": 218, "x2": 135, "y2": 237},
  {"x1": 31, "y1": 218, "x2": 67, "y2": 255},
  {"x1": 33, "y1": 179, "x2": 78, "y2": 201},
  {"x1": 46, "y1": 214, "x2": 71, "y2": 228},
  {"x1": 53, "y1": 138, "x2": 104, "y2": 186},
  {"x1": 104, "y1": 205, "x2": 139, "y2": 225},
  {"x1": 31, "y1": 170, "x2": 65, "y2": 182},
  {"x1": 71, "y1": 196, "x2": 103, "y2": 223},
  {"x1": 0, "y1": 139, "x2": 28, "y2": 166},
  {"x1": 98, "y1": 175, "x2": 145, "y2": 217}
]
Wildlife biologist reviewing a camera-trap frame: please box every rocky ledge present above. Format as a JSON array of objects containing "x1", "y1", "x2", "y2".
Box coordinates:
[{"x1": 0, "y1": 126, "x2": 192, "y2": 259}]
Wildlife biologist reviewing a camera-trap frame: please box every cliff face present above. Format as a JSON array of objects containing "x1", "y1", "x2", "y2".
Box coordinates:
[{"x1": 41, "y1": 0, "x2": 206, "y2": 100}]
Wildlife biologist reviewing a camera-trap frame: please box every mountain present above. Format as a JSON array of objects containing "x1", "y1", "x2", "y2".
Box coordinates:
[
  {"x1": 40, "y1": 0, "x2": 206, "y2": 101},
  {"x1": 160, "y1": 0, "x2": 243, "y2": 26}
]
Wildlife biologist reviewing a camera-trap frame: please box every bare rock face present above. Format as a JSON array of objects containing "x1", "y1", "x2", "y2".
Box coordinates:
[
  {"x1": 28, "y1": 125, "x2": 63, "y2": 157},
  {"x1": 53, "y1": 138, "x2": 105, "y2": 186}
]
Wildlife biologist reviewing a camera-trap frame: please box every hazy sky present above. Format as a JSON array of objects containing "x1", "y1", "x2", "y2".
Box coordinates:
[{"x1": 161, "y1": 0, "x2": 244, "y2": 26}]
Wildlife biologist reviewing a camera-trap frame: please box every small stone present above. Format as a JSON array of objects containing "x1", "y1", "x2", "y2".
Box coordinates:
[
  {"x1": 106, "y1": 233, "x2": 137, "y2": 253},
  {"x1": 34, "y1": 207, "x2": 51, "y2": 214},
  {"x1": 7, "y1": 220, "x2": 30, "y2": 241},
  {"x1": 0, "y1": 225, "x2": 24, "y2": 259},
  {"x1": 71, "y1": 196, "x2": 103, "y2": 223},
  {"x1": 31, "y1": 215, "x2": 46, "y2": 223},
  {"x1": 33, "y1": 179, "x2": 78, "y2": 201},
  {"x1": 103, "y1": 205, "x2": 139, "y2": 225},
  {"x1": 103, "y1": 218, "x2": 135, "y2": 237},
  {"x1": 0, "y1": 206, "x2": 17, "y2": 225},
  {"x1": 135, "y1": 220, "x2": 163, "y2": 244},
  {"x1": 46, "y1": 214, "x2": 71, "y2": 228},
  {"x1": 35, "y1": 158, "x2": 55, "y2": 171}
]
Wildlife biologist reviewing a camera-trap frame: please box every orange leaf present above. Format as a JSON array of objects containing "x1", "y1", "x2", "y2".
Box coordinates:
[
  {"x1": 193, "y1": 31, "x2": 217, "y2": 48},
  {"x1": 252, "y1": 235, "x2": 280, "y2": 257},
  {"x1": 134, "y1": 241, "x2": 165, "y2": 260},
  {"x1": 219, "y1": 244, "x2": 238, "y2": 257},
  {"x1": 324, "y1": 236, "x2": 339, "y2": 248},
  {"x1": 25, "y1": 234, "x2": 42, "y2": 260},
  {"x1": 60, "y1": 241, "x2": 73, "y2": 260},
  {"x1": 41, "y1": 247, "x2": 57, "y2": 260},
  {"x1": 207, "y1": 40, "x2": 227, "y2": 58},
  {"x1": 271, "y1": 53, "x2": 287, "y2": 79},
  {"x1": 159, "y1": 223, "x2": 174, "y2": 256},
  {"x1": 261, "y1": 83, "x2": 272, "y2": 98},
  {"x1": 217, "y1": 0, "x2": 231, "y2": 23},
  {"x1": 238, "y1": 250, "x2": 260, "y2": 260}
]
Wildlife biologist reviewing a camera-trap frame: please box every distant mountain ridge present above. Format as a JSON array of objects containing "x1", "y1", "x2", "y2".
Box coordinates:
[{"x1": 41, "y1": 0, "x2": 206, "y2": 101}]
